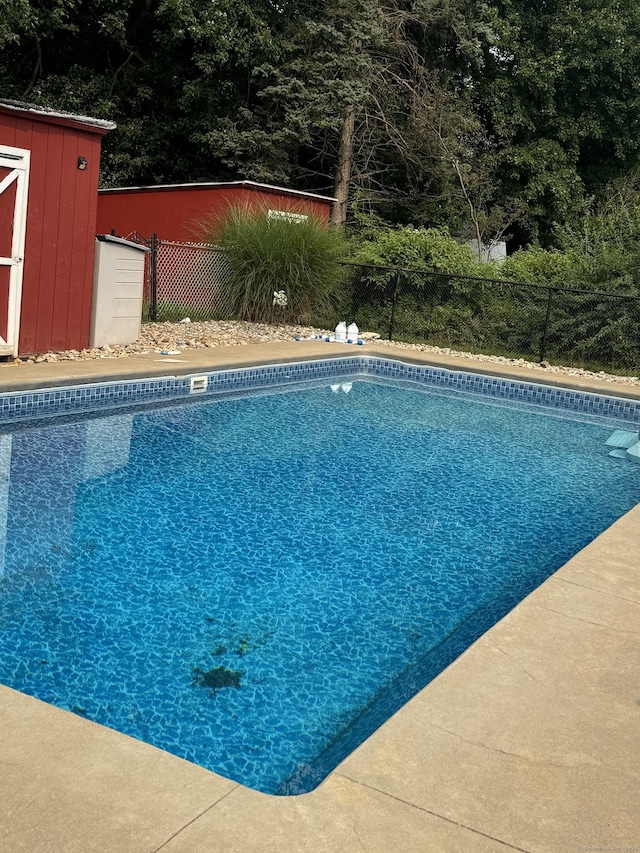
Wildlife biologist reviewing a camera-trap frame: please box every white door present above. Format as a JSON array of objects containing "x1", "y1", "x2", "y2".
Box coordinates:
[{"x1": 0, "y1": 145, "x2": 30, "y2": 357}]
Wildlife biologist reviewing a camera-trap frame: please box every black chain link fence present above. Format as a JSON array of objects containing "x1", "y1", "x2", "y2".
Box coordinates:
[
  {"x1": 132, "y1": 234, "x2": 640, "y2": 375},
  {"x1": 325, "y1": 263, "x2": 640, "y2": 375}
]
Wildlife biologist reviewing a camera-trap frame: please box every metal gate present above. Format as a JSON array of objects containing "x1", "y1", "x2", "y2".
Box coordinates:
[{"x1": 0, "y1": 145, "x2": 30, "y2": 357}]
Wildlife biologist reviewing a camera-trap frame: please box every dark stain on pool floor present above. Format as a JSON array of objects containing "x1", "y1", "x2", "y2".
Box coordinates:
[{"x1": 191, "y1": 665, "x2": 243, "y2": 695}]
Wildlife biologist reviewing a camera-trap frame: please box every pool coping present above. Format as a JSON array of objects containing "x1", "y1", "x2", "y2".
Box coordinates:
[
  {"x1": 1, "y1": 344, "x2": 639, "y2": 430},
  {"x1": 1, "y1": 341, "x2": 639, "y2": 853},
  {"x1": 2, "y1": 341, "x2": 640, "y2": 401}
]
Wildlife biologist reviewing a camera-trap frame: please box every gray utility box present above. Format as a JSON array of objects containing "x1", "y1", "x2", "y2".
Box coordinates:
[{"x1": 90, "y1": 234, "x2": 149, "y2": 348}]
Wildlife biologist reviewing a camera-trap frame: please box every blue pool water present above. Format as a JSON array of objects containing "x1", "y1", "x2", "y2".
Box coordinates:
[{"x1": 0, "y1": 377, "x2": 639, "y2": 794}]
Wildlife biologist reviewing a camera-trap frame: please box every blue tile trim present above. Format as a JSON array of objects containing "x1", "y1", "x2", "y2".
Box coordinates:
[
  {"x1": 0, "y1": 377, "x2": 188, "y2": 423},
  {"x1": 0, "y1": 356, "x2": 638, "y2": 426},
  {"x1": 363, "y1": 357, "x2": 640, "y2": 424}
]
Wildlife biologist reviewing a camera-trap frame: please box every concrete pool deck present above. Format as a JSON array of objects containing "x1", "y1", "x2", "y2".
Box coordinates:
[{"x1": 0, "y1": 341, "x2": 639, "y2": 853}]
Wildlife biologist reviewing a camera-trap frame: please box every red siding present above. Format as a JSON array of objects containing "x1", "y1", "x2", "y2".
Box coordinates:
[
  {"x1": 0, "y1": 109, "x2": 106, "y2": 355},
  {"x1": 96, "y1": 184, "x2": 333, "y2": 243}
]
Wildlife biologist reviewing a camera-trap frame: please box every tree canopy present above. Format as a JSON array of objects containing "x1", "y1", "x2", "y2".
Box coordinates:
[{"x1": 2, "y1": 0, "x2": 640, "y2": 245}]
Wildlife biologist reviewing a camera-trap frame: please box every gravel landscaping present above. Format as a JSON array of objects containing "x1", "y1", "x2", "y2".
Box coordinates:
[{"x1": 10, "y1": 319, "x2": 640, "y2": 389}]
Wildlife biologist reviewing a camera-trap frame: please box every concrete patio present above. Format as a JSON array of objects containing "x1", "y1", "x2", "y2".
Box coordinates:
[{"x1": 0, "y1": 342, "x2": 638, "y2": 853}]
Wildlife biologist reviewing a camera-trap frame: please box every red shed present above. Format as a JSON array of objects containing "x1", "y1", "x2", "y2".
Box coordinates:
[
  {"x1": 0, "y1": 99, "x2": 115, "y2": 356},
  {"x1": 96, "y1": 181, "x2": 336, "y2": 243}
]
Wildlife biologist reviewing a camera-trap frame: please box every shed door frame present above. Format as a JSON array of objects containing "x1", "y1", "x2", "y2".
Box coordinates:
[{"x1": 0, "y1": 145, "x2": 30, "y2": 357}]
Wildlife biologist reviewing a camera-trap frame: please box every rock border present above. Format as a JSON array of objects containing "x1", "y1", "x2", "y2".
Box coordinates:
[{"x1": 9, "y1": 320, "x2": 640, "y2": 389}]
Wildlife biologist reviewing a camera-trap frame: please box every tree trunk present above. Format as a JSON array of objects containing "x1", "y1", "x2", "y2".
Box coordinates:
[
  {"x1": 452, "y1": 158, "x2": 483, "y2": 261},
  {"x1": 330, "y1": 106, "x2": 355, "y2": 227}
]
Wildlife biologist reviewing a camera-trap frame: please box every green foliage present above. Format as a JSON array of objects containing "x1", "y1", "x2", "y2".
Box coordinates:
[
  {"x1": 539, "y1": 290, "x2": 640, "y2": 373},
  {"x1": 207, "y1": 0, "x2": 384, "y2": 185},
  {"x1": 0, "y1": 0, "x2": 503, "y2": 230},
  {"x1": 343, "y1": 221, "x2": 507, "y2": 350},
  {"x1": 350, "y1": 224, "x2": 489, "y2": 277},
  {"x1": 501, "y1": 247, "x2": 576, "y2": 286},
  {"x1": 475, "y1": 0, "x2": 640, "y2": 244},
  {"x1": 0, "y1": 0, "x2": 285, "y2": 186},
  {"x1": 557, "y1": 179, "x2": 640, "y2": 294},
  {"x1": 497, "y1": 140, "x2": 587, "y2": 246},
  {"x1": 3, "y1": 0, "x2": 640, "y2": 246},
  {"x1": 340, "y1": 215, "x2": 640, "y2": 373},
  {"x1": 0, "y1": 0, "x2": 31, "y2": 48},
  {"x1": 503, "y1": 176, "x2": 640, "y2": 294},
  {"x1": 201, "y1": 207, "x2": 349, "y2": 324}
]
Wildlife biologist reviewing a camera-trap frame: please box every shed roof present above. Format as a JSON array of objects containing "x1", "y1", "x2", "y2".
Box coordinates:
[
  {"x1": 0, "y1": 98, "x2": 116, "y2": 134},
  {"x1": 98, "y1": 180, "x2": 337, "y2": 204}
]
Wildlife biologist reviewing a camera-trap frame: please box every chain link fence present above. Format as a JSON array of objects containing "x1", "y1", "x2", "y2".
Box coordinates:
[
  {"x1": 331, "y1": 264, "x2": 640, "y2": 374},
  {"x1": 131, "y1": 234, "x2": 640, "y2": 375},
  {"x1": 150, "y1": 240, "x2": 234, "y2": 321},
  {"x1": 127, "y1": 234, "x2": 234, "y2": 322}
]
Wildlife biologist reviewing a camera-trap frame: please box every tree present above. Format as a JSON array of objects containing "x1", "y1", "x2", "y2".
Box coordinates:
[
  {"x1": 0, "y1": 0, "x2": 286, "y2": 185},
  {"x1": 474, "y1": 0, "x2": 640, "y2": 245},
  {"x1": 205, "y1": 0, "x2": 385, "y2": 214},
  {"x1": 5, "y1": 0, "x2": 640, "y2": 247},
  {"x1": 206, "y1": 0, "x2": 500, "y2": 226},
  {"x1": 0, "y1": 0, "x2": 32, "y2": 50},
  {"x1": 0, "y1": 0, "x2": 505, "y2": 232}
]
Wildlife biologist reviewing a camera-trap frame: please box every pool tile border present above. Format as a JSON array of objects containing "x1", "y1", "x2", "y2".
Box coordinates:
[{"x1": 0, "y1": 355, "x2": 639, "y2": 426}]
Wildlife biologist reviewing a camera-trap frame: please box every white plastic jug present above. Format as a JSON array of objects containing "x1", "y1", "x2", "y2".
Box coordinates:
[
  {"x1": 347, "y1": 322, "x2": 359, "y2": 342},
  {"x1": 335, "y1": 320, "x2": 347, "y2": 342}
]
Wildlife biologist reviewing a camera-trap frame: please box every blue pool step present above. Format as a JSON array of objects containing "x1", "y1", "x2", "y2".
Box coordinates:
[
  {"x1": 606, "y1": 429, "x2": 640, "y2": 463},
  {"x1": 608, "y1": 448, "x2": 630, "y2": 459},
  {"x1": 605, "y1": 430, "x2": 638, "y2": 449}
]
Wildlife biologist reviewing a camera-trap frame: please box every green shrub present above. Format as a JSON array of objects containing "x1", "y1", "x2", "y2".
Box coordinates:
[
  {"x1": 557, "y1": 183, "x2": 640, "y2": 294},
  {"x1": 350, "y1": 224, "x2": 490, "y2": 279},
  {"x1": 343, "y1": 223, "x2": 501, "y2": 342},
  {"x1": 200, "y1": 206, "x2": 348, "y2": 324},
  {"x1": 501, "y1": 247, "x2": 577, "y2": 286}
]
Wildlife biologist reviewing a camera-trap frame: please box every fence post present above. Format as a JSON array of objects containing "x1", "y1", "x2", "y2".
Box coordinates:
[
  {"x1": 388, "y1": 270, "x2": 401, "y2": 341},
  {"x1": 149, "y1": 232, "x2": 159, "y2": 322},
  {"x1": 539, "y1": 287, "x2": 554, "y2": 363}
]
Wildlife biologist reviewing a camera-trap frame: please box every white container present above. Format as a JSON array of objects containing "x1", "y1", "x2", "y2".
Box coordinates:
[
  {"x1": 346, "y1": 322, "x2": 359, "y2": 342},
  {"x1": 335, "y1": 320, "x2": 347, "y2": 342},
  {"x1": 90, "y1": 235, "x2": 149, "y2": 347}
]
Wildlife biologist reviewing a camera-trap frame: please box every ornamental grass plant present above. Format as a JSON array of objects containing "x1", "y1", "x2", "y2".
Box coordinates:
[{"x1": 201, "y1": 206, "x2": 349, "y2": 324}]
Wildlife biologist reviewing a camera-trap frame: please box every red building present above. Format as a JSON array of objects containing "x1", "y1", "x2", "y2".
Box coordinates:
[
  {"x1": 0, "y1": 99, "x2": 115, "y2": 356},
  {"x1": 96, "y1": 181, "x2": 336, "y2": 243}
]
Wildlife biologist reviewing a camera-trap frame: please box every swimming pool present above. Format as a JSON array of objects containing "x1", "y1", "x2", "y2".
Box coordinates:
[{"x1": 0, "y1": 362, "x2": 639, "y2": 794}]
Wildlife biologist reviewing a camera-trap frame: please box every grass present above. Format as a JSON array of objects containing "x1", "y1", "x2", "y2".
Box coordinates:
[{"x1": 199, "y1": 205, "x2": 349, "y2": 324}]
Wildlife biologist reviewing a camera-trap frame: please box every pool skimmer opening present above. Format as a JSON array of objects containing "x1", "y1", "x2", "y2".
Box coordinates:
[{"x1": 190, "y1": 375, "x2": 208, "y2": 394}]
